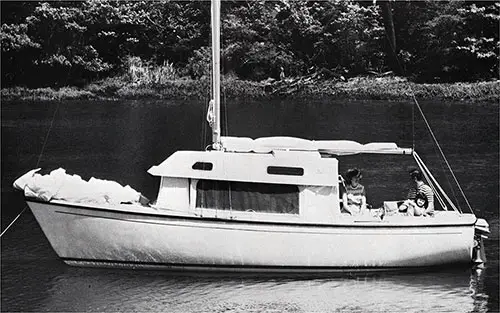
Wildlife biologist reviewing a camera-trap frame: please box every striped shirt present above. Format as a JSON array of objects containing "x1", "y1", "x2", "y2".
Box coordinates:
[
  {"x1": 345, "y1": 183, "x2": 365, "y2": 206},
  {"x1": 407, "y1": 181, "x2": 434, "y2": 211}
]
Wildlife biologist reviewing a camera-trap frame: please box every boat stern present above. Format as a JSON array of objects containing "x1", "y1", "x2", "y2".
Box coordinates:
[{"x1": 473, "y1": 218, "x2": 490, "y2": 266}]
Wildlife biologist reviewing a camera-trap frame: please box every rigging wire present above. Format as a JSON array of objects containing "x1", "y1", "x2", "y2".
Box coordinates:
[
  {"x1": 36, "y1": 103, "x2": 60, "y2": 168},
  {"x1": 1, "y1": 102, "x2": 60, "y2": 238},
  {"x1": 414, "y1": 152, "x2": 462, "y2": 213},
  {"x1": 413, "y1": 153, "x2": 448, "y2": 211},
  {"x1": 412, "y1": 90, "x2": 415, "y2": 152},
  {"x1": 381, "y1": 7, "x2": 456, "y2": 203},
  {"x1": 411, "y1": 94, "x2": 473, "y2": 213},
  {"x1": 202, "y1": 97, "x2": 207, "y2": 151},
  {"x1": 381, "y1": 15, "x2": 473, "y2": 214},
  {"x1": 222, "y1": 71, "x2": 233, "y2": 217}
]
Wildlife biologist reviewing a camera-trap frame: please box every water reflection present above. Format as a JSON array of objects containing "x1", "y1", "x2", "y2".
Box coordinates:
[
  {"x1": 16, "y1": 267, "x2": 484, "y2": 312},
  {"x1": 470, "y1": 268, "x2": 490, "y2": 313}
]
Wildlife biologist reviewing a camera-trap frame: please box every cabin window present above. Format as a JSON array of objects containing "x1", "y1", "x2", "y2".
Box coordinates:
[
  {"x1": 267, "y1": 166, "x2": 304, "y2": 176},
  {"x1": 195, "y1": 180, "x2": 299, "y2": 214},
  {"x1": 192, "y1": 162, "x2": 213, "y2": 171}
]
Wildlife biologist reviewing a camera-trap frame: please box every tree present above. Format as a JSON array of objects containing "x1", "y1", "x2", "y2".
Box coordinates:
[
  {"x1": 1, "y1": 0, "x2": 497, "y2": 86},
  {"x1": 1, "y1": 23, "x2": 40, "y2": 86},
  {"x1": 409, "y1": 1, "x2": 499, "y2": 82},
  {"x1": 378, "y1": 0, "x2": 400, "y2": 74}
]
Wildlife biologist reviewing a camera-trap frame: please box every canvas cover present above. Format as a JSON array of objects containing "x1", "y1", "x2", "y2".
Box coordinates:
[
  {"x1": 221, "y1": 136, "x2": 410, "y2": 155},
  {"x1": 13, "y1": 168, "x2": 143, "y2": 205}
]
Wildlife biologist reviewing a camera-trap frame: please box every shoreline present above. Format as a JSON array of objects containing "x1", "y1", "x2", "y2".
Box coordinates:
[{"x1": 1, "y1": 76, "x2": 498, "y2": 102}]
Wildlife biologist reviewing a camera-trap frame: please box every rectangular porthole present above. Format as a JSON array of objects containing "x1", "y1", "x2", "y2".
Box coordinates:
[
  {"x1": 192, "y1": 162, "x2": 213, "y2": 171},
  {"x1": 267, "y1": 166, "x2": 304, "y2": 176}
]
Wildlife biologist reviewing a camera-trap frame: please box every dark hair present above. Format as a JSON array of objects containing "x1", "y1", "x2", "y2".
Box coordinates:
[
  {"x1": 345, "y1": 168, "x2": 362, "y2": 183},
  {"x1": 415, "y1": 192, "x2": 428, "y2": 208},
  {"x1": 409, "y1": 168, "x2": 423, "y2": 181}
]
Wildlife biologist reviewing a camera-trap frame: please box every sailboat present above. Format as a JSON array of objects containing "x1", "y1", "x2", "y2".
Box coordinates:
[{"x1": 15, "y1": 0, "x2": 489, "y2": 272}]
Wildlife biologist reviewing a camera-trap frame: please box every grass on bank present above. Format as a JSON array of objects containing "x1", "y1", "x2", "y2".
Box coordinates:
[
  {"x1": 1, "y1": 75, "x2": 499, "y2": 102},
  {"x1": 310, "y1": 76, "x2": 500, "y2": 102}
]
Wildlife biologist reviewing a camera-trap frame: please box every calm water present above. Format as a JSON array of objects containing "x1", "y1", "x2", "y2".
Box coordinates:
[{"x1": 1, "y1": 99, "x2": 498, "y2": 312}]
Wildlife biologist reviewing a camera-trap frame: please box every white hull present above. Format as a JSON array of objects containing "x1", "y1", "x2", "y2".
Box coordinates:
[{"x1": 27, "y1": 199, "x2": 476, "y2": 272}]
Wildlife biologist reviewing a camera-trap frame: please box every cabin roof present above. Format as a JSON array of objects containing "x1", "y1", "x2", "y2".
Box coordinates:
[{"x1": 148, "y1": 150, "x2": 338, "y2": 186}]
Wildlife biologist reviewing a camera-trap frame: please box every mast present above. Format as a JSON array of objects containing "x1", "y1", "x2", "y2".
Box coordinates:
[{"x1": 211, "y1": 0, "x2": 222, "y2": 150}]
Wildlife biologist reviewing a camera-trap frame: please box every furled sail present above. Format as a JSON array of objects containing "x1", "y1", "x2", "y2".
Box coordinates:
[
  {"x1": 13, "y1": 168, "x2": 147, "y2": 205},
  {"x1": 220, "y1": 136, "x2": 412, "y2": 155}
]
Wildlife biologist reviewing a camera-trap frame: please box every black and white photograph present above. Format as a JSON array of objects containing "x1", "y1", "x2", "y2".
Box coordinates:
[{"x1": 1, "y1": 0, "x2": 498, "y2": 312}]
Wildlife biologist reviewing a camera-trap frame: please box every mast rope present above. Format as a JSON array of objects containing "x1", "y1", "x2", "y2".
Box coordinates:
[
  {"x1": 381, "y1": 12, "x2": 473, "y2": 214},
  {"x1": 222, "y1": 49, "x2": 233, "y2": 217},
  {"x1": 202, "y1": 96, "x2": 207, "y2": 150},
  {"x1": 1, "y1": 102, "x2": 60, "y2": 238},
  {"x1": 224, "y1": 95, "x2": 233, "y2": 216}
]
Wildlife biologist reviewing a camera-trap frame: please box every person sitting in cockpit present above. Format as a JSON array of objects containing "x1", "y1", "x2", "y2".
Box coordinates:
[
  {"x1": 398, "y1": 169, "x2": 434, "y2": 216},
  {"x1": 341, "y1": 168, "x2": 367, "y2": 216}
]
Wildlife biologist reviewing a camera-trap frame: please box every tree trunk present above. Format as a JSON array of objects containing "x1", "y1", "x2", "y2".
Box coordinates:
[{"x1": 379, "y1": 1, "x2": 400, "y2": 74}]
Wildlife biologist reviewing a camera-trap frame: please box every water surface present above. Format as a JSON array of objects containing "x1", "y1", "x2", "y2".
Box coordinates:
[{"x1": 1, "y1": 99, "x2": 498, "y2": 312}]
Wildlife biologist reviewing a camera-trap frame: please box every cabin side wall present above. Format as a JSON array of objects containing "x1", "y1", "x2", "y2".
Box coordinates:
[
  {"x1": 187, "y1": 181, "x2": 341, "y2": 223},
  {"x1": 300, "y1": 185, "x2": 340, "y2": 222},
  {"x1": 152, "y1": 150, "x2": 341, "y2": 220},
  {"x1": 156, "y1": 177, "x2": 190, "y2": 211}
]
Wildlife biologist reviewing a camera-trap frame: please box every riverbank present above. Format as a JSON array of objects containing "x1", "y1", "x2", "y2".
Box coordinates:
[{"x1": 1, "y1": 76, "x2": 499, "y2": 102}]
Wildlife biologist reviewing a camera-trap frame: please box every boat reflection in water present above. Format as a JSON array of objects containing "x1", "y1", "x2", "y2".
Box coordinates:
[
  {"x1": 35, "y1": 267, "x2": 489, "y2": 313},
  {"x1": 468, "y1": 267, "x2": 490, "y2": 313}
]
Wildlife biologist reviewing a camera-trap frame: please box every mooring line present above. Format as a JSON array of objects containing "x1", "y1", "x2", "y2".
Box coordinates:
[
  {"x1": 1, "y1": 102, "x2": 60, "y2": 238},
  {"x1": 0, "y1": 207, "x2": 27, "y2": 237}
]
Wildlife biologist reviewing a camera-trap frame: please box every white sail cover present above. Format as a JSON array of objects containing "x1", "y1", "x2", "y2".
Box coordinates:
[
  {"x1": 221, "y1": 136, "x2": 412, "y2": 155},
  {"x1": 13, "y1": 168, "x2": 142, "y2": 205}
]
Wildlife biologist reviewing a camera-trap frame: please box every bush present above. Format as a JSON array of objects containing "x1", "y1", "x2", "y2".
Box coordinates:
[
  {"x1": 1, "y1": 86, "x2": 95, "y2": 100},
  {"x1": 185, "y1": 47, "x2": 211, "y2": 79},
  {"x1": 125, "y1": 56, "x2": 180, "y2": 86}
]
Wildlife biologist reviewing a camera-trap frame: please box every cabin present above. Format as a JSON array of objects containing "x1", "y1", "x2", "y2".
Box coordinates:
[{"x1": 148, "y1": 137, "x2": 412, "y2": 223}]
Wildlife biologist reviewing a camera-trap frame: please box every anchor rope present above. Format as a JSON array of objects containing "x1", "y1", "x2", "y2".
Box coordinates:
[
  {"x1": 0, "y1": 207, "x2": 27, "y2": 238},
  {"x1": 1, "y1": 102, "x2": 60, "y2": 238}
]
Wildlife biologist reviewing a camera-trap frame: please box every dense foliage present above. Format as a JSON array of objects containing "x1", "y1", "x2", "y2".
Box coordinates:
[{"x1": 1, "y1": 0, "x2": 498, "y2": 88}]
